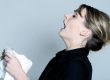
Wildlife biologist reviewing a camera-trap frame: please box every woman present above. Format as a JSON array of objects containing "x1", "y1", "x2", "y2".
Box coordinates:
[{"x1": 4, "y1": 4, "x2": 110, "y2": 80}]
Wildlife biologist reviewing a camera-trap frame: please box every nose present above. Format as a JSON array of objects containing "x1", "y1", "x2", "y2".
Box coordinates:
[{"x1": 64, "y1": 13, "x2": 72, "y2": 20}]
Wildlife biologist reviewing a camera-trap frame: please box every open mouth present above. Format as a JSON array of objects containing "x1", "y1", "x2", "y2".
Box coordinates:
[{"x1": 63, "y1": 20, "x2": 66, "y2": 29}]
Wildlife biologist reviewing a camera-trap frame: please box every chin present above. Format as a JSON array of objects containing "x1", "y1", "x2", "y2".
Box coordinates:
[
  {"x1": 59, "y1": 30, "x2": 67, "y2": 40},
  {"x1": 59, "y1": 29, "x2": 64, "y2": 37}
]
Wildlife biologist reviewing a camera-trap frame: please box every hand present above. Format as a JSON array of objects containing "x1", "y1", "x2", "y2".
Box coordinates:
[{"x1": 4, "y1": 53, "x2": 29, "y2": 80}]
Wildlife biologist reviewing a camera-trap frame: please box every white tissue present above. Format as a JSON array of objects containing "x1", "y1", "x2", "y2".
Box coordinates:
[
  {"x1": 4, "y1": 49, "x2": 32, "y2": 80},
  {"x1": 0, "y1": 60, "x2": 5, "y2": 79}
]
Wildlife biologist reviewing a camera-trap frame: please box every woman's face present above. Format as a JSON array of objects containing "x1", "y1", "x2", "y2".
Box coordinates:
[{"x1": 59, "y1": 8, "x2": 90, "y2": 42}]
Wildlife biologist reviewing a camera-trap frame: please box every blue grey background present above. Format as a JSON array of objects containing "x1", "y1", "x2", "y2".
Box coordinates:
[{"x1": 0, "y1": 0, "x2": 110, "y2": 80}]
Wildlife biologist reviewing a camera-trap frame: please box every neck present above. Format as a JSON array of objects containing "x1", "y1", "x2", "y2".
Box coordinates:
[{"x1": 63, "y1": 39, "x2": 85, "y2": 51}]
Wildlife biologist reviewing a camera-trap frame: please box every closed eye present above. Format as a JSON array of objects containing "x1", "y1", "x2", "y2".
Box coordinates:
[{"x1": 73, "y1": 14, "x2": 76, "y2": 18}]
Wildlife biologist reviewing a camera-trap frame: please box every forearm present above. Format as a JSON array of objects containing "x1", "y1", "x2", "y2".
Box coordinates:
[{"x1": 14, "y1": 71, "x2": 30, "y2": 80}]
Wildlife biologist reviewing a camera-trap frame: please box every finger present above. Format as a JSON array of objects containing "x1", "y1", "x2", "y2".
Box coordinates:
[
  {"x1": 5, "y1": 65, "x2": 10, "y2": 72},
  {"x1": 3, "y1": 60, "x2": 7, "y2": 67},
  {"x1": 4, "y1": 56, "x2": 11, "y2": 62},
  {"x1": 5, "y1": 53, "x2": 15, "y2": 59}
]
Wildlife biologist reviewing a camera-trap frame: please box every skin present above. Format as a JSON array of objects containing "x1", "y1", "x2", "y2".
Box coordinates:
[
  {"x1": 5, "y1": 53, "x2": 29, "y2": 80},
  {"x1": 4, "y1": 8, "x2": 92, "y2": 80},
  {"x1": 59, "y1": 8, "x2": 92, "y2": 50}
]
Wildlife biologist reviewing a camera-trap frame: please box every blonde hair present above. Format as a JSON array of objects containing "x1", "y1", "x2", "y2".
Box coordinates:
[{"x1": 76, "y1": 4, "x2": 110, "y2": 51}]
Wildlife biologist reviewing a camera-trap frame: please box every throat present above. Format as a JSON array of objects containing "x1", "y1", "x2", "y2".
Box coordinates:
[{"x1": 64, "y1": 40, "x2": 85, "y2": 51}]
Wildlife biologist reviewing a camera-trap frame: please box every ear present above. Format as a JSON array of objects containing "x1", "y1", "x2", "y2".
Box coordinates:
[{"x1": 80, "y1": 29, "x2": 92, "y2": 38}]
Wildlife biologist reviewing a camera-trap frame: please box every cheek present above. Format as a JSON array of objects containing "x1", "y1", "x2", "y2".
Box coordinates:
[
  {"x1": 59, "y1": 28, "x2": 72, "y2": 39},
  {"x1": 68, "y1": 22, "x2": 80, "y2": 34},
  {"x1": 59, "y1": 20, "x2": 81, "y2": 39},
  {"x1": 59, "y1": 26, "x2": 77, "y2": 39}
]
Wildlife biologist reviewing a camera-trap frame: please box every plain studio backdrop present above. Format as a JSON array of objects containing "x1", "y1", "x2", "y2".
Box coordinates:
[{"x1": 0, "y1": 0, "x2": 110, "y2": 80}]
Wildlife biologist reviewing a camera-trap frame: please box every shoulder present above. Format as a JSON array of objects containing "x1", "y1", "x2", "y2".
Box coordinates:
[
  {"x1": 66, "y1": 57, "x2": 92, "y2": 76},
  {"x1": 67, "y1": 56, "x2": 92, "y2": 68},
  {"x1": 66, "y1": 58, "x2": 87, "y2": 70},
  {"x1": 56, "y1": 58, "x2": 89, "y2": 80}
]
